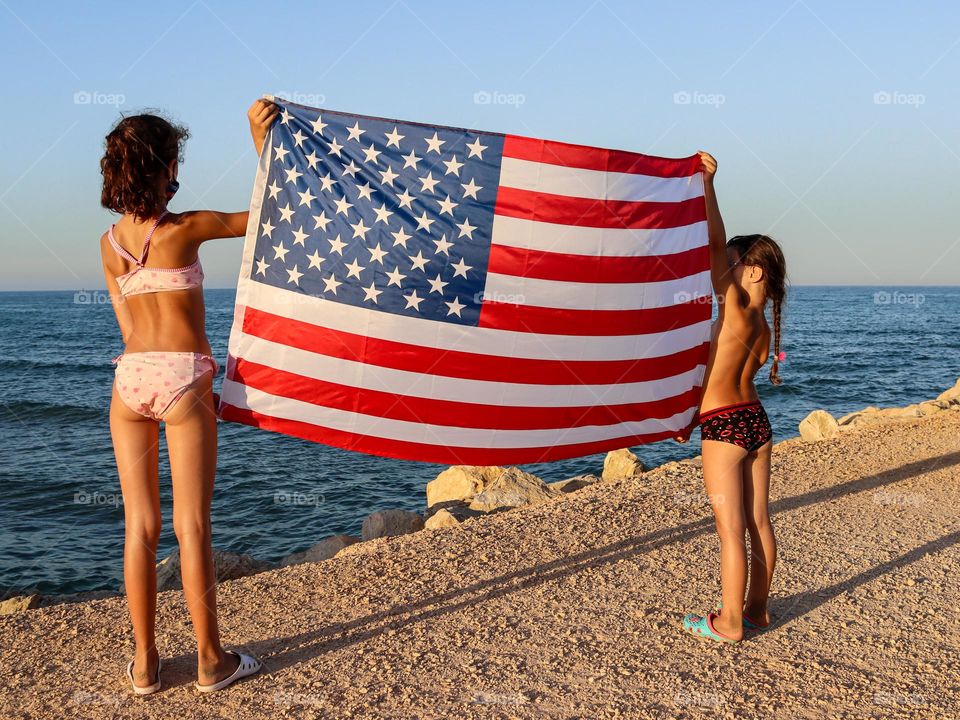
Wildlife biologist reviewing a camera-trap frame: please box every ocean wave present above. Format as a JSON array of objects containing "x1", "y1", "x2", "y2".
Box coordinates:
[{"x1": 0, "y1": 399, "x2": 105, "y2": 423}]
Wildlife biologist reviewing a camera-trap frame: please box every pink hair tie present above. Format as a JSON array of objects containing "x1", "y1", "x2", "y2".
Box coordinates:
[{"x1": 776, "y1": 351, "x2": 787, "y2": 363}]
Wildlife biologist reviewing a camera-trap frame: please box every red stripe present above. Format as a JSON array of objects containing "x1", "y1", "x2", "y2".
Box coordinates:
[
  {"x1": 479, "y1": 297, "x2": 712, "y2": 336},
  {"x1": 220, "y1": 404, "x2": 687, "y2": 465},
  {"x1": 230, "y1": 357, "x2": 701, "y2": 430},
  {"x1": 494, "y1": 187, "x2": 705, "y2": 230},
  {"x1": 240, "y1": 306, "x2": 708, "y2": 385},
  {"x1": 503, "y1": 134, "x2": 702, "y2": 178},
  {"x1": 487, "y1": 244, "x2": 709, "y2": 284}
]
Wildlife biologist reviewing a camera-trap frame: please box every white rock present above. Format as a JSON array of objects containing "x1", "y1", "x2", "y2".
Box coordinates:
[
  {"x1": 279, "y1": 534, "x2": 360, "y2": 567},
  {"x1": 799, "y1": 410, "x2": 840, "y2": 441},
  {"x1": 548, "y1": 474, "x2": 600, "y2": 493},
  {"x1": 426, "y1": 465, "x2": 556, "y2": 512},
  {"x1": 0, "y1": 594, "x2": 41, "y2": 615},
  {"x1": 424, "y1": 508, "x2": 460, "y2": 529},
  {"x1": 936, "y1": 378, "x2": 960, "y2": 403},
  {"x1": 602, "y1": 448, "x2": 645, "y2": 481},
  {"x1": 361, "y1": 509, "x2": 425, "y2": 541}
]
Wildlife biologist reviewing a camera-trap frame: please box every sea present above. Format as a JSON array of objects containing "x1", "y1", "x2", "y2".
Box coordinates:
[{"x1": 0, "y1": 286, "x2": 957, "y2": 596}]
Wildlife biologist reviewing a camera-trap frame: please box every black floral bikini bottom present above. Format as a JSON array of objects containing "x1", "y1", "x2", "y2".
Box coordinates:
[{"x1": 698, "y1": 400, "x2": 772, "y2": 452}]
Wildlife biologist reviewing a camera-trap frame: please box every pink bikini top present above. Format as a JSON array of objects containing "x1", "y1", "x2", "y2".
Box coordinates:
[{"x1": 108, "y1": 211, "x2": 204, "y2": 296}]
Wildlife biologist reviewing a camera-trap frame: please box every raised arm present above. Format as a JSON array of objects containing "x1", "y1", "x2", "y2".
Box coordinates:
[
  {"x1": 248, "y1": 99, "x2": 279, "y2": 155},
  {"x1": 698, "y1": 151, "x2": 732, "y2": 298}
]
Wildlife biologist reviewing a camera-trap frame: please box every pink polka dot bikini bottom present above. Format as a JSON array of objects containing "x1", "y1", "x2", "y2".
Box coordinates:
[{"x1": 112, "y1": 352, "x2": 219, "y2": 421}]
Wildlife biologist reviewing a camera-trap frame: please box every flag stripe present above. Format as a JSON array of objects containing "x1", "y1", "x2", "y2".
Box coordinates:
[
  {"x1": 502, "y1": 134, "x2": 702, "y2": 178},
  {"x1": 231, "y1": 331, "x2": 707, "y2": 406},
  {"x1": 240, "y1": 280, "x2": 711, "y2": 360},
  {"x1": 220, "y1": 405, "x2": 689, "y2": 465},
  {"x1": 220, "y1": 380, "x2": 696, "y2": 448},
  {"x1": 494, "y1": 187, "x2": 706, "y2": 230},
  {"x1": 232, "y1": 358, "x2": 702, "y2": 430},
  {"x1": 499, "y1": 156, "x2": 705, "y2": 203},
  {"x1": 240, "y1": 306, "x2": 711, "y2": 385},
  {"x1": 486, "y1": 244, "x2": 710, "y2": 284},
  {"x1": 490, "y1": 215, "x2": 707, "y2": 257},
  {"x1": 478, "y1": 297, "x2": 712, "y2": 335}
]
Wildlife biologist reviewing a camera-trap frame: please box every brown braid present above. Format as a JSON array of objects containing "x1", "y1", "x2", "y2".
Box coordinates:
[{"x1": 725, "y1": 234, "x2": 788, "y2": 385}]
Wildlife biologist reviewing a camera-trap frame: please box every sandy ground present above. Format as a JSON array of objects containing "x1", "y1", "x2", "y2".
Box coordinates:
[{"x1": 1, "y1": 411, "x2": 958, "y2": 720}]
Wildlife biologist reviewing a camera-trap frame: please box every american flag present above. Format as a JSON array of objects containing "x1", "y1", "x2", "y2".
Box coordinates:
[{"x1": 220, "y1": 98, "x2": 712, "y2": 464}]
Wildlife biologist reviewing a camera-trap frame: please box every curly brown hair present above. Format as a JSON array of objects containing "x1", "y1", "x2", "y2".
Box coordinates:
[
  {"x1": 100, "y1": 113, "x2": 189, "y2": 220},
  {"x1": 726, "y1": 234, "x2": 788, "y2": 386}
]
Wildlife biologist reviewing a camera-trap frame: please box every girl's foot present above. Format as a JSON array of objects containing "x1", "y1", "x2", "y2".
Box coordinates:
[
  {"x1": 743, "y1": 603, "x2": 771, "y2": 629},
  {"x1": 681, "y1": 612, "x2": 742, "y2": 644},
  {"x1": 195, "y1": 650, "x2": 262, "y2": 693},
  {"x1": 126, "y1": 653, "x2": 162, "y2": 695}
]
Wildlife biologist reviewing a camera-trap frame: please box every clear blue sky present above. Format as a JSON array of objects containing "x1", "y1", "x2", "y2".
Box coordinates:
[{"x1": 1, "y1": 0, "x2": 957, "y2": 289}]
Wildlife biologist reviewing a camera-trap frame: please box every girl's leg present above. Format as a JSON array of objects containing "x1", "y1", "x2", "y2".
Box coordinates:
[
  {"x1": 742, "y1": 441, "x2": 776, "y2": 624},
  {"x1": 701, "y1": 439, "x2": 748, "y2": 640},
  {"x1": 162, "y1": 373, "x2": 239, "y2": 684},
  {"x1": 110, "y1": 387, "x2": 161, "y2": 685}
]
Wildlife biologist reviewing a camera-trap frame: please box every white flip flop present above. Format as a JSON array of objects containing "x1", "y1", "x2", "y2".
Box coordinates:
[
  {"x1": 126, "y1": 657, "x2": 162, "y2": 695},
  {"x1": 194, "y1": 650, "x2": 262, "y2": 693}
]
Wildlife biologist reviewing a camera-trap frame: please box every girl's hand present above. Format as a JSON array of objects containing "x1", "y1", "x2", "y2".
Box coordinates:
[
  {"x1": 248, "y1": 99, "x2": 279, "y2": 155},
  {"x1": 698, "y1": 150, "x2": 717, "y2": 182}
]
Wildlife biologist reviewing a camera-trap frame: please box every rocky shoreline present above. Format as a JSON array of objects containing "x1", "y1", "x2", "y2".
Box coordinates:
[{"x1": 3, "y1": 377, "x2": 958, "y2": 616}]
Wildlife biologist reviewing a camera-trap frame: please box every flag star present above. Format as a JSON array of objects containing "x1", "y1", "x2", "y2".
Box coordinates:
[
  {"x1": 404, "y1": 289, "x2": 424, "y2": 310},
  {"x1": 401, "y1": 149, "x2": 421, "y2": 170},
  {"x1": 372, "y1": 202, "x2": 394, "y2": 225},
  {"x1": 267, "y1": 182, "x2": 282, "y2": 199},
  {"x1": 328, "y1": 234, "x2": 346, "y2": 254},
  {"x1": 367, "y1": 242, "x2": 387, "y2": 264},
  {"x1": 310, "y1": 114, "x2": 328, "y2": 135},
  {"x1": 307, "y1": 249, "x2": 323, "y2": 270},
  {"x1": 362, "y1": 282, "x2": 383, "y2": 303},
  {"x1": 342, "y1": 160, "x2": 360, "y2": 178},
  {"x1": 327, "y1": 137, "x2": 343, "y2": 157},
  {"x1": 384, "y1": 126, "x2": 405, "y2": 148},
  {"x1": 356, "y1": 182, "x2": 374, "y2": 201},
  {"x1": 274, "y1": 143, "x2": 290, "y2": 162},
  {"x1": 396, "y1": 189, "x2": 415, "y2": 209},
  {"x1": 318, "y1": 173, "x2": 335, "y2": 192},
  {"x1": 313, "y1": 211, "x2": 331, "y2": 232},
  {"x1": 419, "y1": 172, "x2": 440, "y2": 194},
  {"x1": 344, "y1": 258, "x2": 365, "y2": 279},
  {"x1": 424, "y1": 132, "x2": 444, "y2": 154},
  {"x1": 451, "y1": 257, "x2": 472, "y2": 278},
  {"x1": 333, "y1": 196, "x2": 353, "y2": 216},
  {"x1": 272, "y1": 241, "x2": 289, "y2": 261},
  {"x1": 436, "y1": 195, "x2": 458, "y2": 216},
  {"x1": 427, "y1": 274, "x2": 448, "y2": 295},
  {"x1": 390, "y1": 226, "x2": 412, "y2": 248},
  {"x1": 297, "y1": 188, "x2": 316, "y2": 207},
  {"x1": 350, "y1": 219, "x2": 370, "y2": 240},
  {"x1": 283, "y1": 165, "x2": 303, "y2": 184},
  {"x1": 456, "y1": 217, "x2": 477, "y2": 239},
  {"x1": 280, "y1": 108, "x2": 294, "y2": 125},
  {"x1": 442, "y1": 155, "x2": 463, "y2": 176},
  {"x1": 409, "y1": 250, "x2": 429, "y2": 271},
  {"x1": 322, "y1": 273, "x2": 341, "y2": 295},
  {"x1": 461, "y1": 178, "x2": 482, "y2": 199},
  {"x1": 433, "y1": 234, "x2": 453, "y2": 255},
  {"x1": 305, "y1": 152, "x2": 320, "y2": 170},
  {"x1": 385, "y1": 266, "x2": 406, "y2": 287},
  {"x1": 466, "y1": 136, "x2": 488, "y2": 159},
  {"x1": 292, "y1": 129, "x2": 307, "y2": 147},
  {"x1": 291, "y1": 226, "x2": 309, "y2": 246},
  {"x1": 362, "y1": 143, "x2": 382, "y2": 164},
  {"x1": 346, "y1": 121, "x2": 366, "y2": 142},
  {"x1": 445, "y1": 296, "x2": 466, "y2": 317},
  {"x1": 379, "y1": 165, "x2": 399, "y2": 186},
  {"x1": 277, "y1": 203, "x2": 295, "y2": 223},
  {"x1": 286, "y1": 264, "x2": 303, "y2": 285},
  {"x1": 261, "y1": 218, "x2": 276, "y2": 238},
  {"x1": 415, "y1": 211, "x2": 435, "y2": 232},
  {"x1": 255, "y1": 257, "x2": 269, "y2": 276}
]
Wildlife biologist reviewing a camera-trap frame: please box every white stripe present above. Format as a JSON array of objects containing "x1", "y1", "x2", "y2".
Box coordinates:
[
  {"x1": 234, "y1": 280, "x2": 711, "y2": 362},
  {"x1": 500, "y1": 156, "x2": 704, "y2": 203},
  {"x1": 233, "y1": 330, "x2": 706, "y2": 406},
  {"x1": 484, "y1": 271, "x2": 712, "y2": 311},
  {"x1": 490, "y1": 215, "x2": 707, "y2": 257},
  {"x1": 222, "y1": 380, "x2": 698, "y2": 448}
]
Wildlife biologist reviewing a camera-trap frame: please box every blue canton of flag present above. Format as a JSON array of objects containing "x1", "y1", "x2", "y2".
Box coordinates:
[{"x1": 251, "y1": 101, "x2": 505, "y2": 326}]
